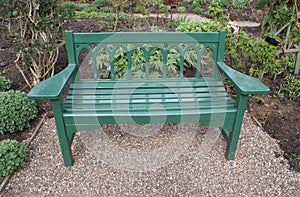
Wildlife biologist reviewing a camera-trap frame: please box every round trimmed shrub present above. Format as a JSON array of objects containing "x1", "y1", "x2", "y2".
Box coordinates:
[
  {"x1": 0, "y1": 76, "x2": 12, "y2": 92},
  {"x1": 0, "y1": 139, "x2": 29, "y2": 177},
  {"x1": 0, "y1": 90, "x2": 38, "y2": 134}
]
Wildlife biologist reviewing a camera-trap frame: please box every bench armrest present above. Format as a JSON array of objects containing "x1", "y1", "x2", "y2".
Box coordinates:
[
  {"x1": 28, "y1": 64, "x2": 77, "y2": 100},
  {"x1": 217, "y1": 62, "x2": 270, "y2": 95}
]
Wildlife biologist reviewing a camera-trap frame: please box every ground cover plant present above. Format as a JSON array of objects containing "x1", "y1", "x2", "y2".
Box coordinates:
[
  {"x1": 0, "y1": 139, "x2": 29, "y2": 177},
  {"x1": 0, "y1": 75, "x2": 36, "y2": 178},
  {"x1": 0, "y1": 90, "x2": 37, "y2": 134}
]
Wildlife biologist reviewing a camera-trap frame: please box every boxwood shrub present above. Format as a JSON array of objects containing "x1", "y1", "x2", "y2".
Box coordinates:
[
  {"x1": 0, "y1": 76, "x2": 12, "y2": 92},
  {"x1": 0, "y1": 90, "x2": 38, "y2": 134},
  {"x1": 0, "y1": 139, "x2": 29, "y2": 177}
]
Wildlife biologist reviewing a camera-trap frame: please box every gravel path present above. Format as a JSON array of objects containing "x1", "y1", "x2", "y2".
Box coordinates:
[{"x1": 2, "y1": 112, "x2": 299, "y2": 196}]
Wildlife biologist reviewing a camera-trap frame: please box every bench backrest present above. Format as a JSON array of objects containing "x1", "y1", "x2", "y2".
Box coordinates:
[{"x1": 65, "y1": 30, "x2": 226, "y2": 80}]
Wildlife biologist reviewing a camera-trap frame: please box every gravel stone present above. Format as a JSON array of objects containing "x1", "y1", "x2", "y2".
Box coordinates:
[{"x1": 2, "y1": 113, "x2": 299, "y2": 196}]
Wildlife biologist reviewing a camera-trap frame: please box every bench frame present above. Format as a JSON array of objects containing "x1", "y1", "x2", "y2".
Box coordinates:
[{"x1": 28, "y1": 30, "x2": 269, "y2": 166}]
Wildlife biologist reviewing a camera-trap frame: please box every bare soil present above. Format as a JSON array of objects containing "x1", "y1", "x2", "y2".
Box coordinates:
[{"x1": 0, "y1": 14, "x2": 299, "y2": 171}]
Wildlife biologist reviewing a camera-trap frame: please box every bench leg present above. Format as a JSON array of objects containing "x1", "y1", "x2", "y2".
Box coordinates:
[
  {"x1": 225, "y1": 94, "x2": 248, "y2": 160},
  {"x1": 51, "y1": 99, "x2": 73, "y2": 166}
]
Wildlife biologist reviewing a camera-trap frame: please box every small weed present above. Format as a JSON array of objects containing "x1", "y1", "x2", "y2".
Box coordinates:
[
  {"x1": 250, "y1": 95, "x2": 265, "y2": 104},
  {"x1": 288, "y1": 154, "x2": 300, "y2": 172}
]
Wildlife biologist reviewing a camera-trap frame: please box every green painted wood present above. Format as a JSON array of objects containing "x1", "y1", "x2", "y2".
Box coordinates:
[
  {"x1": 217, "y1": 30, "x2": 226, "y2": 62},
  {"x1": 217, "y1": 62, "x2": 270, "y2": 95},
  {"x1": 27, "y1": 64, "x2": 77, "y2": 100},
  {"x1": 64, "y1": 110, "x2": 236, "y2": 124},
  {"x1": 65, "y1": 116, "x2": 236, "y2": 136},
  {"x1": 27, "y1": 30, "x2": 272, "y2": 166},
  {"x1": 65, "y1": 31, "x2": 77, "y2": 65},
  {"x1": 70, "y1": 32, "x2": 225, "y2": 81},
  {"x1": 51, "y1": 98, "x2": 73, "y2": 166},
  {"x1": 72, "y1": 32, "x2": 221, "y2": 44},
  {"x1": 68, "y1": 78, "x2": 225, "y2": 88},
  {"x1": 225, "y1": 93, "x2": 248, "y2": 160},
  {"x1": 221, "y1": 128, "x2": 230, "y2": 142}
]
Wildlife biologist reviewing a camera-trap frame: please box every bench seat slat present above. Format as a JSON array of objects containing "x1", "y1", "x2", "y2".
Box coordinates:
[
  {"x1": 64, "y1": 95, "x2": 233, "y2": 104},
  {"x1": 65, "y1": 92, "x2": 230, "y2": 101},
  {"x1": 68, "y1": 87, "x2": 226, "y2": 95},
  {"x1": 64, "y1": 102, "x2": 235, "y2": 112}
]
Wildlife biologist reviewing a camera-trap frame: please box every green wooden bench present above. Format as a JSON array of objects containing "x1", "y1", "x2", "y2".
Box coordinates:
[{"x1": 28, "y1": 30, "x2": 270, "y2": 166}]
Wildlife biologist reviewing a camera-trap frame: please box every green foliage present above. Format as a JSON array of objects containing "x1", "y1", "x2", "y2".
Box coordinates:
[
  {"x1": 176, "y1": 20, "x2": 286, "y2": 80},
  {"x1": 256, "y1": 0, "x2": 299, "y2": 75},
  {"x1": 92, "y1": 0, "x2": 110, "y2": 7},
  {"x1": 269, "y1": 8, "x2": 293, "y2": 26},
  {"x1": 0, "y1": 139, "x2": 28, "y2": 177},
  {"x1": 206, "y1": 1, "x2": 229, "y2": 23},
  {"x1": 277, "y1": 75, "x2": 300, "y2": 101},
  {"x1": 290, "y1": 23, "x2": 300, "y2": 41},
  {"x1": 257, "y1": 0, "x2": 294, "y2": 27},
  {"x1": 57, "y1": 2, "x2": 77, "y2": 19},
  {"x1": 171, "y1": 15, "x2": 190, "y2": 29},
  {"x1": 191, "y1": 0, "x2": 206, "y2": 8},
  {"x1": 75, "y1": 10, "x2": 130, "y2": 20},
  {"x1": 75, "y1": 0, "x2": 131, "y2": 20},
  {"x1": 176, "y1": 19, "x2": 226, "y2": 32},
  {"x1": 193, "y1": 7, "x2": 203, "y2": 14},
  {"x1": 0, "y1": 0, "x2": 75, "y2": 87},
  {"x1": 0, "y1": 90, "x2": 37, "y2": 134},
  {"x1": 216, "y1": 0, "x2": 247, "y2": 9},
  {"x1": 231, "y1": 32, "x2": 283, "y2": 79},
  {"x1": 177, "y1": 6, "x2": 186, "y2": 13},
  {"x1": 289, "y1": 154, "x2": 300, "y2": 172},
  {"x1": 250, "y1": 95, "x2": 265, "y2": 104},
  {"x1": 0, "y1": 76, "x2": 12, "y2": 92},
  {"x1": 96, "y1": 47, "x2": 181, "y2": 79}
]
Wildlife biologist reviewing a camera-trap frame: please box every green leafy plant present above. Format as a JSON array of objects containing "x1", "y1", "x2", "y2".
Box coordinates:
[
  {"x1": 0, "y1": 0, "x2": 75, "y2": 87},
  {"x1": 234, "y1": 32, "x2": 283, "y2": 79},
  {"x1": 193, "y1": 7, "x2": 203, "y2": 14},
  {"x1": 0, "y1": 90, "x2": 37, "y2": 134},
  {"x1": 206, "y1": 1, "x2": 229, "y2": 24},
  {"x1": 0, "y1": 139, "x2": 29, "y2": 177},
  {"x1": 256, "y1": 0, "x2": 299, "y2": 74},
  {"x1": 277, "y1": 74, "x2": 300, "y2": 101},
  {"x1": 96, "y1": 46, "x2": 181, "y2": 79},
  {"x1": 58, "y1": 2, "x2": 77, "y2": 19},
  {"x1": 177, "y1": 6, "x2": 186, "y2": 13},
  {"x1": 288, "y1": 154, "x2": 300, "y2": 172},
  {"x1": 0, "y1": 76, "x2": 12, "y2": 92},
  {"x1": 92, "y1": 0, "x2": 110, "y2": 7},
  {"x1": 191, "y1": 0, "x2": 206, "y2": 9},
  {"x1": 176, "y1": 19, "x2": 225, "y2": 32},
  {"x1": 177, "y1": 20, "x2": 287, "y2": 80},
  {"x1": 171, "y1": 15, "x2": 190, "y2": 29},
  {"x1": 216, "y1": 0, "x2": 247, "y2": 9}
]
